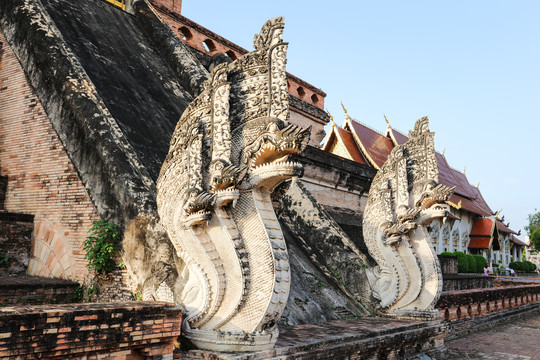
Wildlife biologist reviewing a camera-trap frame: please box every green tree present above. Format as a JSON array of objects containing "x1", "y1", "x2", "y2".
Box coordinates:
[{"x1": 525, "y1": 209, "x2": 540, "y2": 252}]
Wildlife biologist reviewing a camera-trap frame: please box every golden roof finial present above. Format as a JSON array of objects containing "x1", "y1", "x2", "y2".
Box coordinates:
[
  {"x1": 476, "y1": 181, "x2": 480, "y2": 188},
  {"x1": 442, "y1": 148, "x2": 446, "y2": 156},
  {"x1": 327, "y1": 109, "x2": 335, "y2": 127},
  {"x1": 384, "y1": 114, "x2": 391, "y2": 131},
  {"x1": 495, "y1": 209, "x2": 502, "y2": 216},
  {"x1": 463, "y1": 166, "x2": 466, "y2": 174},
  {"x1": 341, "y1": 102, "x2": 350, "y2": 120}
]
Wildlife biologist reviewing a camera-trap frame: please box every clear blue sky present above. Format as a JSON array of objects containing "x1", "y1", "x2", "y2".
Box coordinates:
[{"x1": 182, "y1": 1, "x2": 540, "y2": 236}]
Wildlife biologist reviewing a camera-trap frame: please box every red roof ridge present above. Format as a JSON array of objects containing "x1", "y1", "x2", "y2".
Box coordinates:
[{"x1": 348, "y1": 118, "x2": 387, "y2": 137}]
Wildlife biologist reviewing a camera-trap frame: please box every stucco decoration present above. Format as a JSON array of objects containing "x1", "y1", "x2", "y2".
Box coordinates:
[
  {"x1": 363, "y1": 116, "x2": 454, "y2": 319},
  {"x1": 156, "y1": 17, "x2": 310, "y2": 352}
]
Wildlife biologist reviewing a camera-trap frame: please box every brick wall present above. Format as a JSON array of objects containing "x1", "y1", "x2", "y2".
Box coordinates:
[
  {"x1": 151, "y1": 0, "x2": 182, "y2": 15},
  {"x1": 437, "y1": 284, "x2": 540, "y2": 321},
  {"x1": 0, "y1": 30, "x2": 100, "y2": 282},
  {"x1": 0, "y1": 301, "x2": 181, "y2": 359},
  {"x1": 149, "y1": 3, "x2": 326, "y2": 110}
]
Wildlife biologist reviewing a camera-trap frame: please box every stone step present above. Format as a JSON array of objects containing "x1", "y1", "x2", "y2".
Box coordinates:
[
  {"x1": 0, "y1": 212, "x2": 34, "y2": 276},
  {"x1": 184, "y1": 317, "x2": 446, "y2": 359},
  {"x1": 0, "y1": 275, "x2": 79, "y2": 305}
]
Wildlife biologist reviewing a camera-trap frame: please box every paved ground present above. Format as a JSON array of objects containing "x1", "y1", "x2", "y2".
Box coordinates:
[{"x1": 445, "y1": 312, "x2": 540, "y2": 359}]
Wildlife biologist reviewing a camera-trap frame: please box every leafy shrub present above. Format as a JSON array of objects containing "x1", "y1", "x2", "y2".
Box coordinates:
[
  {"x1": 509, "y1": 261, "x2": 537, "y2": 273},
  {"x1": 523, "y1": 260, "x2": 536, "y2": 272},
  {"x1": 83, "y1": 220, "x2": 120, "y2": 274},
  {"x1": 473, "y1": 255, "x2": 487, "y2": 273},
  {"x1": 465, "y1": 254, "x2": 476, "y2": 273},
  {"x1": 453, "y1": 251, "x2": 468, "y2": 273},
  {"x1": 439, "y1": 251, "x2": 456, "y2": 256},
  {"x1": 509, "y1": 261, "x2": 522, "y2": 272}
]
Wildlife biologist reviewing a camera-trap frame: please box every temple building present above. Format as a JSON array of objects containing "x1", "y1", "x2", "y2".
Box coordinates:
[{"x1": 322, "y1": 111, "x2": 527, "y2": 268}]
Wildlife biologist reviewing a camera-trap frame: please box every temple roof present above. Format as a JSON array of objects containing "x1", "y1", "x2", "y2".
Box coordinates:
[
  {"x1": 323, "y1": 125, "x2": 367, "y2": 165},
  {"x1": 470, "y1": 218, "x2": 494, "y2": 237},
  {"x1": 496, "y1": 219, "x2": 518, "y2": 235},
  {"x1": 386, "y1": 127, "x2": 408, "y2": 146},
  {"x1": 346, "y1": 119, "x2": 393, "y2": 169},
  {"x1": 468, "y1": 238, "x2": 492, "y2": 249},
  {"x1": 510, "y1": 235, "x2": 527, "y2": 247},
  {"x1": 468, "y1": 217, "x2": 498, "y2": 249}
]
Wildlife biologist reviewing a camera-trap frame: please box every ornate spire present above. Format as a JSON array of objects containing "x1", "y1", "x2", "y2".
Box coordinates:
[
  {"x1": 327, "y1": 109, "x2": 335, "y2": 127},
  {"x1": 341, "y1": 102, "x2": 350, "y2": 120}
]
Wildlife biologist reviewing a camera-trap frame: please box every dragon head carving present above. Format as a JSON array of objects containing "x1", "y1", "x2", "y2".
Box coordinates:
[
  {"x1": 159, "y1": 17, "x2": 310, "y2": 229},
  {"x1": 363, "y1": 116, "x2": 454, "y2": 317}
]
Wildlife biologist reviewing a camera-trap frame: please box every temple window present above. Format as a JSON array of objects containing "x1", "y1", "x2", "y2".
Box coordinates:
[
  {"x1": 225, "y1": 50, "x2": 237, "y2": 60},
  {"x1": 179, "y1": 26, "x2": 193, "y2": 41},
  {"x1": 296, "y1": 87, "x2": 305, "y2": 98},
  {"x1": 442, "y1": 227, "x2": 450, "y2": 245},
  {"x1": 311, "y1": 94, "x2": 319, "y2": 104},
  {"x1": 203, "y1": 39, "x2": 216, "y2": 53},
  {"x1": 452, "y1": 230, "x2": 459, "y2": 247}
]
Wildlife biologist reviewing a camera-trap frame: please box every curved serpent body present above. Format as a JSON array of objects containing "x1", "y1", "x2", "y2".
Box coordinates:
[
  {"x1": 156, "y1": 17, "x2": 310, "y2": 352},
  {"x1": 363, "y1": 117, "x2": 454, "y2": 318}
]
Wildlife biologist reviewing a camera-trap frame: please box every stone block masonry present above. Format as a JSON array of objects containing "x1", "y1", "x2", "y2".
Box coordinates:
[
  {"x1": 0, "y1": 29, "x2": 100, "y2": 282},
  {"x1": 0, "y1": 301, "x2": 181, "y2": 359}
]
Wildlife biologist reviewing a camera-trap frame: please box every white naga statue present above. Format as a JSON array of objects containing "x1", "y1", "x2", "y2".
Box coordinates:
[
  {"x1": 363, "y1": 116, "x2": 454, "y2": 319},
  {"x1": 155, "y1": 15, "x2": 452, "y2": 353},
  {"x1": 157, "y1": 17, "x2": 310, "y2": 351}
]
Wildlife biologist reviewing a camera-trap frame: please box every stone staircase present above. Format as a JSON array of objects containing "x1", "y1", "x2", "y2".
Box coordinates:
[{"x1": 0, "y1": 170, "x2": 79, "y2": 304}]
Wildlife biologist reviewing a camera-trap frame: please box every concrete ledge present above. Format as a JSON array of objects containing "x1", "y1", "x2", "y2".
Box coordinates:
[
  {"x1": 185, "y1": 317, "x2": 446, "y2": 360},
  {"x1": 0, "y1": 301, "x2": 181, "y2": 359}
]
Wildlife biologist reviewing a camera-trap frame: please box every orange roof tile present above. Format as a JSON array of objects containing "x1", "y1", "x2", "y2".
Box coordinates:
[
  {"x1": 470, "y1": 218, "x2": 494, "y2": 237},
  {"x1": 468, "y1": 238, "x2": 491, "y2": 249},
  {"x1": 336, "y1": 127, "x2": 367, "y2": 165},
  {"x1": 348, "y1": 119, "x2": 394, "y2": 169}
]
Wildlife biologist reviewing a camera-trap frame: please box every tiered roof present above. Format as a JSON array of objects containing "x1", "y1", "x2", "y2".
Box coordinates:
[
  {"x1": 469, "y1": 218, "x2": 496, "y2": 249},
  {"x1": 324, "y1": 115, "x2": 525, "y2": 248}
]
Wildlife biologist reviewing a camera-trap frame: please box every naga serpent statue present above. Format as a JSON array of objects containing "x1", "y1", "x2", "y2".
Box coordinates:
[
  {"x1": 156, "y1": 17, "x2": 310, "y2": 351},
  {"x1": 363, "y1": 116, "x2": 454, "y2": 319}
]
